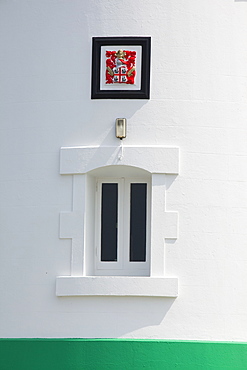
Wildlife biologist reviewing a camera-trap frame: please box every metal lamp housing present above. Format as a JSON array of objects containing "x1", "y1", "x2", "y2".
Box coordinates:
[{"x1": 115, "y1": 118, "x2": 126, "y2": 139}]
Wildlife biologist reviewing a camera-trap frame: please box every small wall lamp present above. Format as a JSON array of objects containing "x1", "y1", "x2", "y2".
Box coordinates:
[{"x1": 115, "y1": 118, "x2": 126, "y2": 140}]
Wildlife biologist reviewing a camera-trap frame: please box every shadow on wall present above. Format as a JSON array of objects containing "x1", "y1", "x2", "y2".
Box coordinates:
[{"x1": 57, "y1": 295, "x2": 176, "y2": 338}]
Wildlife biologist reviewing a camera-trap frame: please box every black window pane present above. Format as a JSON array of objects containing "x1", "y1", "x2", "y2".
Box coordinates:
[
  {"x1": 101, "y1": 183, "x2": 118, "y2": 261},
  {"x1": 130, "y1": 183, "x2": 147, "y2": 262}
]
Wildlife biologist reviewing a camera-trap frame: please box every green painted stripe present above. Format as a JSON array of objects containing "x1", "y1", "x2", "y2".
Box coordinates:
[{"x1": 1, "y1": 339, "x2": 247, "y2": 370}]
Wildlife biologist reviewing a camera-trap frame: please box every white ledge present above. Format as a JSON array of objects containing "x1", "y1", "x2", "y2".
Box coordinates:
[
  {"x1": 60, "y1": 145, "x2": 179, "y2": 175},
  {"x1": 56, "y1": 276, "x2": 178, "y2": 297}
]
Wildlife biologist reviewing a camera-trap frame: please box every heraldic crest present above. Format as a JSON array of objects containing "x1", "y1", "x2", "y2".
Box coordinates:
[
  {"x1": 105, "y1": 49, "x2": 136, "y2": 84},
  {"x1": 91, "y1": 37, "x2": 150, "y2": 99}
]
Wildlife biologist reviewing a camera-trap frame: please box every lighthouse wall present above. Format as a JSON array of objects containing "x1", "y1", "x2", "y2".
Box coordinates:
[{"x1": 1, "y1": 0, "x2": 247, "y2": 368}]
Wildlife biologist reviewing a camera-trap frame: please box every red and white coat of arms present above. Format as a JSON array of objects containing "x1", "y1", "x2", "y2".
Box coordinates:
[{"x1": 105, "y1": 49, "x2": 136, "y2": 85}]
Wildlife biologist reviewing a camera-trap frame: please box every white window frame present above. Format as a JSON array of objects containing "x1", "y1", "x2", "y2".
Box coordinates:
[
  {"x1": 95, "y1": 177, "x2": 151, "y2": 276},
  {"x1": 57, "y1": 145, "x2": 179, "y2": 297}
]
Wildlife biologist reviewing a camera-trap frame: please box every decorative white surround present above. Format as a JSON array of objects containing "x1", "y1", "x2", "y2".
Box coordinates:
[
  {"x1": 60, "y1": 145, "x2": 179, "y2": 175},
  {"x1": 57, "y1": 145, "x2": 179, "y2": 297},
  {"x1": 56, "y1": 276, "x2": 178, "y2": 297}
]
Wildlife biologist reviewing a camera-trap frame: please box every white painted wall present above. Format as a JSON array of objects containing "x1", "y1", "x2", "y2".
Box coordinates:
[{"x1": 1, "y1": 0, "x2": 247, "y2": 340}]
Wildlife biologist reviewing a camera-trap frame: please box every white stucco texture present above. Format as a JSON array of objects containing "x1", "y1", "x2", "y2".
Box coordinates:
[{"x1": 1, "y1": 0, "x2": 247, "y2": 340}]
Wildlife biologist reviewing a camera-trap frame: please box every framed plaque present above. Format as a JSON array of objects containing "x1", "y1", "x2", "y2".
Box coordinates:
[{"x1": 91, "y1": 37, "x2": 151, "y2": 99}]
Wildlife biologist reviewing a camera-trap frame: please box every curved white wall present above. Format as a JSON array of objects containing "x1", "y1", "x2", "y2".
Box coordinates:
[{"x1": 1, "y1": 0, "x2": 247, "y2": 340}]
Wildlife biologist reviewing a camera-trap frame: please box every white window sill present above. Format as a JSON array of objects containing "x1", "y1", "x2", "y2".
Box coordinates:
[{"x1": 56, "y1": 276, "x2": 178, "y2": 297}]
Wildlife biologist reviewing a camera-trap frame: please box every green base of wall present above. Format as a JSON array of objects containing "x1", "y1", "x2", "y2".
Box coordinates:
[{"x1": 1, "y1": 339, "x2": 247, "y2": 370}]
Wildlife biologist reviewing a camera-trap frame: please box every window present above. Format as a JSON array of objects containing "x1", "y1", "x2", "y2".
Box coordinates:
[
  {"x1": 95, "y1": 178, "x2": 150, "y2": 276},
  {"x1": 57, "y1": 145, "x2": 179, "y2": 297}
]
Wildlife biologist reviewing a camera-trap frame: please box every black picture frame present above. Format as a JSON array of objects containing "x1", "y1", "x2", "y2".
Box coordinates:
[{"x1": 91, "y1": 37, "x2": 151, "y2": 99}]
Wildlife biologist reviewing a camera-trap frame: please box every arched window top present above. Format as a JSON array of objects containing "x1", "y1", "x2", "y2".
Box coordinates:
[{"x1": 88, "y1": 164, "x2": 151, "y2": 178}]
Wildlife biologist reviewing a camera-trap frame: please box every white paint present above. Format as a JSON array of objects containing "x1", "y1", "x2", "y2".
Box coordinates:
[
  {"x1": 60, "y1": 146, "x2": 179, "y2": 175},
  {"x1": 164, "y1": 212, "x2": 179, "y2": 240},
  {"x1": 1, "y1": 0, "x2": 247, "y2": 340},
  {"x1": 56, "y1": 276, "x2": 178, "y2": 297},
  {"x1": 60, "y1": 175, "x2": 86, "y2": 276},
  {"x1": 58, "y1": 146, "x2": 179, "y2": 295}
]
